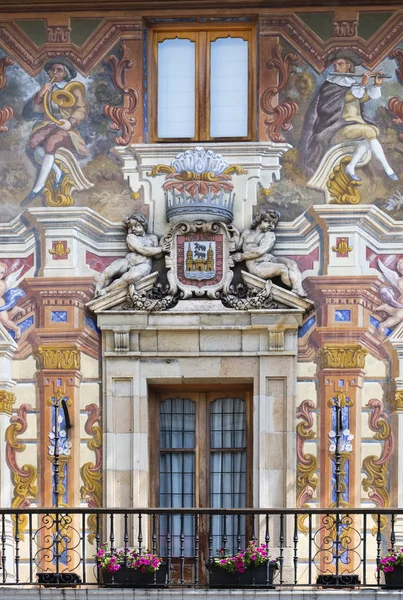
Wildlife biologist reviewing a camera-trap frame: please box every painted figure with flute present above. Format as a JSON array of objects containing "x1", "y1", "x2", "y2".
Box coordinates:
[
  {"x1": 22, "y1": 57, "x2": 89, "y2": 205},
  {"x1": 300, "y1": 49, "x2": 397, "y2": 182}
]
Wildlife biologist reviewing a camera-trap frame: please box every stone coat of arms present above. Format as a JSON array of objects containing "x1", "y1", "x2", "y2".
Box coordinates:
[{"x1": 163, "y1": 220, "x2": 237, "y2": 299}]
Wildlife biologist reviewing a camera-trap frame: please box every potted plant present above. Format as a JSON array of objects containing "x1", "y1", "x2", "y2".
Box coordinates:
[
  {"x1": 209, "y1": 541, "x2": 278, "y2": 588},
  {"x1": 95, "y1": 543, "x2": 167, "y2": 587},
  {"x1": 378, "y1": 547, "x2": 403, "y2": 588}
]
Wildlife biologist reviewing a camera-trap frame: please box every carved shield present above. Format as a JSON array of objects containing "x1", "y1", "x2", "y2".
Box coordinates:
[{"x1": 165, "y1": 221, "x2": 234, "y2": 299}]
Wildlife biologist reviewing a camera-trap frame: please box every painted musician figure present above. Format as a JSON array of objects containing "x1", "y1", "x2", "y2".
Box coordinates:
[
  {"x1": 300, "y1": 49, "x2": 397, "y2": 182},
  {"x1": 22, "y1": 57, "x2": 89, "y2": 205}
]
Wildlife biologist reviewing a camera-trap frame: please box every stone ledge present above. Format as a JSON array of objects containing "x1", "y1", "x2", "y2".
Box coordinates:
[{"x1": 0, "y1": 588, "x2": 398, "y2": 600}]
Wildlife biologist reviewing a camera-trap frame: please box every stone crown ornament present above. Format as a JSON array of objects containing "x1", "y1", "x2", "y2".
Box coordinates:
[{"x1": 147, "y1": 147, "x2": 246, "y2": 224}]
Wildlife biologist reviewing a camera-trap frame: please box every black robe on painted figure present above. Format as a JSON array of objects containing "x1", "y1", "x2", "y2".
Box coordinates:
[{"x1": 299, "y1": 81, "x2": 374, "y2": 178}]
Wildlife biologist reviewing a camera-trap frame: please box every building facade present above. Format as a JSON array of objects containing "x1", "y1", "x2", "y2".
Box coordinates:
[{"x1": 1, "y1": 0, "x2": 403, "y2": 590}]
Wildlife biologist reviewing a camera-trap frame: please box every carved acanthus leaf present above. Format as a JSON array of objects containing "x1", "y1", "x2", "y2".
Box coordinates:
[
  {"x1": 81, "y1": 404, "x2": 102, "y2": 544},
  {"x1": 296, "y1": 400, "x2": 318, "y2": 534},
  {"x1": 0, "y1": 57, "x2": 14, "y2": 133},
  {"x1": 103, "y1": 42, "x2": 139, "y2": 145},
  {"x1": 260, "y1": 43, "x2": 298, "y2": 143},
  {"x1": 362, "y1": 399, "x2": 393, "y2": 533},
  {"x1": 5, "y1": 404, "x2": 37, "y2": 537}
]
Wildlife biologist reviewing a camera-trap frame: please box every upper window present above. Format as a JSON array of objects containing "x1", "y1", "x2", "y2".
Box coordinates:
[{"x1": 149, "y1": 25, "x2": 256, "y2": 142}]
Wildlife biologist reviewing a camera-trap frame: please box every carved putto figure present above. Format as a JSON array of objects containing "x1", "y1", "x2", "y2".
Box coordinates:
[
  {"x1": 232, "y1": 210, "x2": 307, "y2": 297},
  {"x1": 94, "y1": 213, "x2": 165, "y2": 297}
]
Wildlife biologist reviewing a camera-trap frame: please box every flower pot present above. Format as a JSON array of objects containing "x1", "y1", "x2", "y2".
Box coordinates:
[
  {"x1": 101, "y1": 563, "x2": 168, "y2": 587},
  {"x1": 384, "y1": 566, "x2": 403, "y2": 589},
  {"x1": 208, "y1": 562, "x2": 278, "y2": 588}
]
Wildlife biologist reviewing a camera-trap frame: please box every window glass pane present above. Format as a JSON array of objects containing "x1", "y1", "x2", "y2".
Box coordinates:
[
  {"x1": 210, "y1": 37, "x2": 248, "y2": 137},
  {"x1": 158, "y1": 38, "x2": 195, "y2": 138},
  {"x1": 210, "y1": 397, "x2": 247, "y2": 553},
  {"x1": 210, "y1": 451, "x2": 246, "y2": 553},
  {"x1": 160, "y1": 397, "x2": 195, "y2": 448},
  {"x1": 211, "y1": 397, "x2": 246, "y2": 448}
]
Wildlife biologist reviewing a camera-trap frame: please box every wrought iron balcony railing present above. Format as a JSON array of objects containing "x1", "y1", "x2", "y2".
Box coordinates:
[{"x1": 0, "y1": 507, "x2": 401, "y2": 588}]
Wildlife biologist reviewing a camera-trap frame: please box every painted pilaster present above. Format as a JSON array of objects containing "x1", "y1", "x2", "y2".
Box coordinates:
[{"x1": 0, "y1": 324, "x2": 18, "y2": 580}]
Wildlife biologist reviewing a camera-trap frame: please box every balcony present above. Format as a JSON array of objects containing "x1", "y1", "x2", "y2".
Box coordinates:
[{"x1": 0, "y1": 507, "x2": 401, "y2": 596}]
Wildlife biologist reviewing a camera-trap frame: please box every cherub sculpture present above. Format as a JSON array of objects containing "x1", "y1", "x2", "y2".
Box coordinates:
[
  {"x1": 94, "y1": 213, "x2": 165, "y2": 297},
  {"x1": 231, "y1": 210, "x2": 307, "y2": 297},
  {"x1": 0, "y1": 262, "x2": 25, "y2": 339},
  {"x1": 375, "y1": 258, "x2": 403, "y2": 333}
]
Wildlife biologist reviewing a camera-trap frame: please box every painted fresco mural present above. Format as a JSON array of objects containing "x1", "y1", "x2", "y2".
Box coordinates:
[{"x1": 1, "y1": 10, "x2": 403, "y2": 562}]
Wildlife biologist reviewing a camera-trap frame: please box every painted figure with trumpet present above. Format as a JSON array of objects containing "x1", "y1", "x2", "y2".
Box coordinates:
[{"x1": 22, "y1": 57, "x2": 89, "y2": 205}]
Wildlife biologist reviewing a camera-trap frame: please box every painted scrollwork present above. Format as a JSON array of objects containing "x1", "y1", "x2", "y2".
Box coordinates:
[
  {"x1": 388, "y1": 96, "x2": 403, "y2": 142},
  {"x1": 296, "y1": 400, "x2": 318, "y2": 534},
  {"x1": 260, "y1": 43, "x2": 298, "y2": 143},
  {"x1": 388, "y1": 49, "x2": 403, "y2": 141},
  {"x1": 362, "y1": 398, "x2": 393, "y2": 533},
  {"x1": 5, "y1": 404, "x2": 37, "y2": 537},
  {"x1": 0, "y1": 57, "x2": 14, "y2": 133},
  {"x1": 327, "y1": 157, "x2": 362, "y2": 205},
  {"x1": 103, "y1": 43, "x2": 139, "y2": 145},
  {"x1": 80, "y1": 404, "x2": 102, "y2": 544}
]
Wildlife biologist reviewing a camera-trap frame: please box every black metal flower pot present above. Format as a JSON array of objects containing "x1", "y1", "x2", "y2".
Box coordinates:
[
  {"x1": 208, "y1": 561, "x2": 278, "y2": 588},
  {"x1": 384, "y1": 567, "x2": 403, "y2": 589},
  {"x1": 37, "y1": 572, "x2": 82, "y2": 587},
  {"x1": 101, "y1": 563, "x2": 168, "y2": 587}
]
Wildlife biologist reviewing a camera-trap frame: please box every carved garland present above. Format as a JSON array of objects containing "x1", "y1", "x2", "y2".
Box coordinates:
[
  {"x1": 0, "y1": 57, "x2": 14, "y2": 133},
  {"x1": 80, "y1": 404, "x2": 102, "y2": 544},
  {"x1": 5, "y1": 404, "x2": 38, "y2": 537},
  {"x1": 296, "y1": 400, "x2": 318, "y2": 534},
  {"x1": 362, "y1": 398, "x2": 393, "y2": 533},
  {"x1": 260, "y1": 43, "x2": 298, "y2": 143},
  {"x1": 103, "y1": 43, "x2": 140, "y2": 146}
]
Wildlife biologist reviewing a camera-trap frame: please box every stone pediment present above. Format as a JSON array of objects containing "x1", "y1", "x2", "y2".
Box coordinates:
[
  {"x1": 87, "y1": 270, "x2": 313, "y2": 315},
  {"x1": 87, "y1": 272, "x2": 158, "y2": 313},
  {"x1": 240, "y1": 271, "x2": 314, "y2": 312}
]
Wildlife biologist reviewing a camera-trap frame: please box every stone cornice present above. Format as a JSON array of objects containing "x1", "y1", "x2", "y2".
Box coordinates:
[{"x1": 1, "y1": 0, "x2": 401, "y2": 13}]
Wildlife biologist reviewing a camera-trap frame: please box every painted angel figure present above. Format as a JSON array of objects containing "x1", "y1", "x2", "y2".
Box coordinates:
[
  {"x1": 0, "y1": 262, "x2": 26, "y2": 339},
  {"x1": 375, "y1": 259, "x2": 403, "y2": 333}
]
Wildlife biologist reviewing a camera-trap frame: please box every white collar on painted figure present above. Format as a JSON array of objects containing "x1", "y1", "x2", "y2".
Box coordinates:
[{"x1": 325, "y1": 74, "x2": 358, "y2": 87}]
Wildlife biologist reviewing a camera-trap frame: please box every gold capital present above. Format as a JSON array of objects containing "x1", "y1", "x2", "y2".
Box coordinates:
[
  {"x1": 393, "y1": 390, "x2": 403, "y2": 411},
  {"x1": 36, "y1": 345, "x2": 81, "y2": 370},
  {"x1": 0, "y1": 390, "x2": 15, "y2": 415},
  {"x1": 319, "y1": 344, "x2": 367, "y2": 369}
]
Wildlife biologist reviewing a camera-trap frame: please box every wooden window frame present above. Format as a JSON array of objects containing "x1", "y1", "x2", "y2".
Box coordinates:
[
  {"x1": 148, "y1": 23, "x2": 257, "y2": 143},
  {"x1": 149, "y1": 384, "x2": 253, "y2": 511}
]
